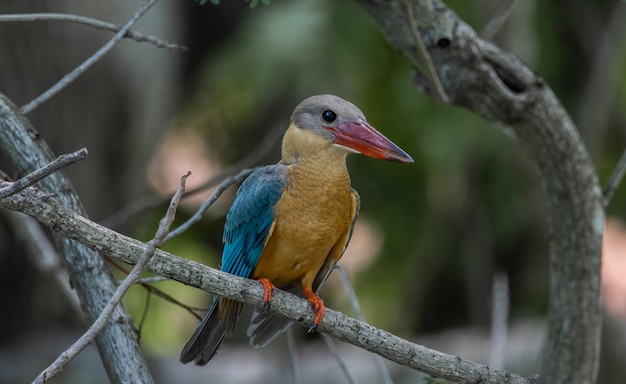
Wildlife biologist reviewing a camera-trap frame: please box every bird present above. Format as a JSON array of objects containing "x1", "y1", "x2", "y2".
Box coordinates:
[{"x1": 180, "y1": 94, "x2": 413, "y2": 365}]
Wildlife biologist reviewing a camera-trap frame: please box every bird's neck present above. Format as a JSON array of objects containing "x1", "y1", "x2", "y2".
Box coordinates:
[{"x1": 280, "y1": 125, "x2": 350, "y2": 185}]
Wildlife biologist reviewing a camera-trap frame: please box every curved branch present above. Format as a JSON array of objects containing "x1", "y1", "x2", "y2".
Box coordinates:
[
  {"x1": 355, "y1": 1, "x2": 603, "y2": 383},
  {"x1": 0, "y1": 183, "x2": 534, "y2": 384}
]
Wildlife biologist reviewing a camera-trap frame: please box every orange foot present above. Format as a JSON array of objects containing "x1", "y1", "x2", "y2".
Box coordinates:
[
  {"x1": 257, "y1": 278, "x2": 275, "y2": 310},
  {"x1": 302, "y1": 287, "x2": 324, "y2": 332}
]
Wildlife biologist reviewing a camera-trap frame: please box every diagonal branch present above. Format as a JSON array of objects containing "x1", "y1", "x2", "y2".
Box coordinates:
[
  {"x1": 19, "y1": 0, "x2": 157, "y2": 114},
  {"x1": 164, "y1": 167, "x2": 258, "y2": 241},
  {"x1": 0, "y1": 148, "x2": 88, "y2": 198},
  {"x1": 0, "y1": 183, "x2": 535, "y2": 384},
  {"x1": 0, "y1": 13, "x2": 185, "y2": 51},
  {"x1": 33, "y1": 172, "x2": 189, "y2": 383}
]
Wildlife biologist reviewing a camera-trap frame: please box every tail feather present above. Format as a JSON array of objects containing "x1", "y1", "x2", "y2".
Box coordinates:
[
  {"x1": 180, "y1": 298, "x2": 227, "y2": 365},
  {"x1": 246, "y1": 283, "x2": 300, "y2": 348},
  {"x1": 246, "y1": 262, "x2": 336, "y2": 348}
]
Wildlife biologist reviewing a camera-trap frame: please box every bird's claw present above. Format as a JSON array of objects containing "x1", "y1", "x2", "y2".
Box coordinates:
[
  {"x1": 303, "y1": 287, "x2": 324, "y2": 333},
  {"x1": 258, "y1": 278, "x2": 275, "y2": 311}
]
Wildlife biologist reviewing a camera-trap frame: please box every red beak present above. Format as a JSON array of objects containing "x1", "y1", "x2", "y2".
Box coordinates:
[{"x1": 327, "y1": 119, "x2": 413, "y2": 163}]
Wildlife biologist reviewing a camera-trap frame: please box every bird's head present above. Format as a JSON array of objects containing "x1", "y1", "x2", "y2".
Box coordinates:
[{"x1": 288, "y1": 94, "x2": 413, "y2": 163}]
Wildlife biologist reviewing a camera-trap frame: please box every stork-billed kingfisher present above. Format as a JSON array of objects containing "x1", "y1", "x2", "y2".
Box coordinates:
[{"x1": 180, "y1": 94, "x2": 413, "y2": 365}]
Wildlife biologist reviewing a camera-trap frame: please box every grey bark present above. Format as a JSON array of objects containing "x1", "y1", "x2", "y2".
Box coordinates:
[
  {"x1": 354, "y1": 1, "x2": 604, "y2": 383},
  {"x1": 0, "y1": 93, "x2": 154, "y2": 383}
]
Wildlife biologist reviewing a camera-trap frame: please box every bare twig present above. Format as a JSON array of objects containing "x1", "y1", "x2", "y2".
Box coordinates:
[
  {"x1": 1, "y1": 183, "x2": 534, "y2": 384},
  {"x1": 107, "y1": 257, "x2": 204, "y2": 321},
  {"x1": 19, "y1": 0, "x2": 157, "y2": 115},
  {"x1": 401, "y1": 0, "x2": 450, "y2": 104},
  {"x1": 489, "y1": 272, "x2": 509, "y2": 369},
  {"x1": 133, "y1": 276, "x2": 171, "y2": 284},
  {"x1": 0, "y1": 13, "x2": 185, "y2": 51},
  {"x1": 337, "y1": 263, "x2": 393, "y2": 384},
  {"x1": 603, "y1": 148, "x2": 626, "y2": 207},
  {"x1": 480, "y1": 0, "x2": 516, "y2": 40},
  {"x1": 137, "y1": 290, "x2": 152, "y2": 344},
  {"x1": 0, "y1": 148, "x2": 88, "y2": 198},
  {"x1": 321, "y1": 333, "x2": 359, "y2": 384},
  {"x1": 33, "y1": 172, "x2": 189, "y2": 383},
  {"x1": 163, "y1": 167, "x2": 258, "y2": 242}
]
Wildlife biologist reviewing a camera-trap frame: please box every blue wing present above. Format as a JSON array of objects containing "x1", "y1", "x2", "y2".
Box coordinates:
[
  {"x1": 220, "y1": 164, "x2": 288, "y2": 278},
  {"x1": 179, "y1": 164, "x2": 287, "y2": 365}
]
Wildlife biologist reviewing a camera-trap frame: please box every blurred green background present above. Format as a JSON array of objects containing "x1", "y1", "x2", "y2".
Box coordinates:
[{"x1": 1, "y1": 0, "x2": 625, "y2": 383}]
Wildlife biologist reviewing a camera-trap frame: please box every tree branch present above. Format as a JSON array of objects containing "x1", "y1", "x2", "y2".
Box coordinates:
[
  {"x1": 164, "y1": 167, "x2": 258, "y2": 241},
  {"x1": 19, "y1": 0, "x2": 157, "y2": 114},
  {"x1": 0, "y1": 93, "x2": 153, "y2": 382},
  {"x1": 33, "y1": 172, "x2": 189, "y2": 383},
  {"x1": 355, "y1": 1, "x2": 604, "y2": 383},
  {"x1": 0, "y1": 183, "x2": 534, "y2": 384},
  {"x1": 0, "y1": 148, "x2": 88, "y2": 198},
  {"x1": 0, "y1": 13, "x2": 185, "y2": 51}
]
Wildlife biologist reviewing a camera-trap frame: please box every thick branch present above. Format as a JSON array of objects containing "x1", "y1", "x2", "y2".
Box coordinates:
[
  {"x1": 0, "y1": 183, "x2": 534, "y2": 384},
  {"x1": 355, "y1": 1, "x2": 604, "y2": 383},
  {"x1": 0, "y1": 94, "x2": 153, "y2": 383}
]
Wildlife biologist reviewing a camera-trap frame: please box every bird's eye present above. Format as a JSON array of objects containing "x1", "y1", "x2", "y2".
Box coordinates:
[{"x1": 321, "y1": 109, "x2": 337, "y2": 123}]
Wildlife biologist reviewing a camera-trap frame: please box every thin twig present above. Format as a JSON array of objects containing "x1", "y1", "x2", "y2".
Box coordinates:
[
  {"x1": 133, "y1": 276, "x2": 171, "y2": 284},
  {"x1": 401, "y1": 0, "x2": 450, "y2": 104},
  {"x1": 489, "y1": 272, "x2": 509, "y2": 369},
  {"x1": 480, "y1": 0, "x2": 516, "y2": 40},
  {"x1": 336, "y1": 264, "x2": 393, "y2": 384},
  {"x1": 107, "y1": 257, "x2": 204, "y2": 321},
  {"x1": 0, "y1": 13, "x2": 185, "y2": 51},
  {"x1": 0, "y1": 148, "x2": 88, "y2": 199},
  {"x1": 19, "y1": 0, "x2": 157, "y2": 115},
  {"x1": 603, "y1": 148, "x2": 626, "y2": 207},
  {"x1": 136, "y1": 290, "x2": 152, "y2": 344},
  {"x1": 321, "y1": 333, "x2": 359, "y2": 384},
  {"x1": 164, "y1": 167, "x2": 258, "y2": 242},
  {"x1": 33, "y1": 171, "x2": 189, "y2": 383}
]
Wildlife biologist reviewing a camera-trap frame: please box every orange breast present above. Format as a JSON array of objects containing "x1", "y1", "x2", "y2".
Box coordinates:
[{"x1": 251, "y1": 159, "x2": 353, "y2": 289}]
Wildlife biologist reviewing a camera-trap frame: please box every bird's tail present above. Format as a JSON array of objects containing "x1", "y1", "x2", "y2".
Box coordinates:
[
  {"x1": 180, "y1": 297, "x2": 243, "y2": 365},
  {"x1": 246, "y1": 283, "x2": 300, "y2": 348}
]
